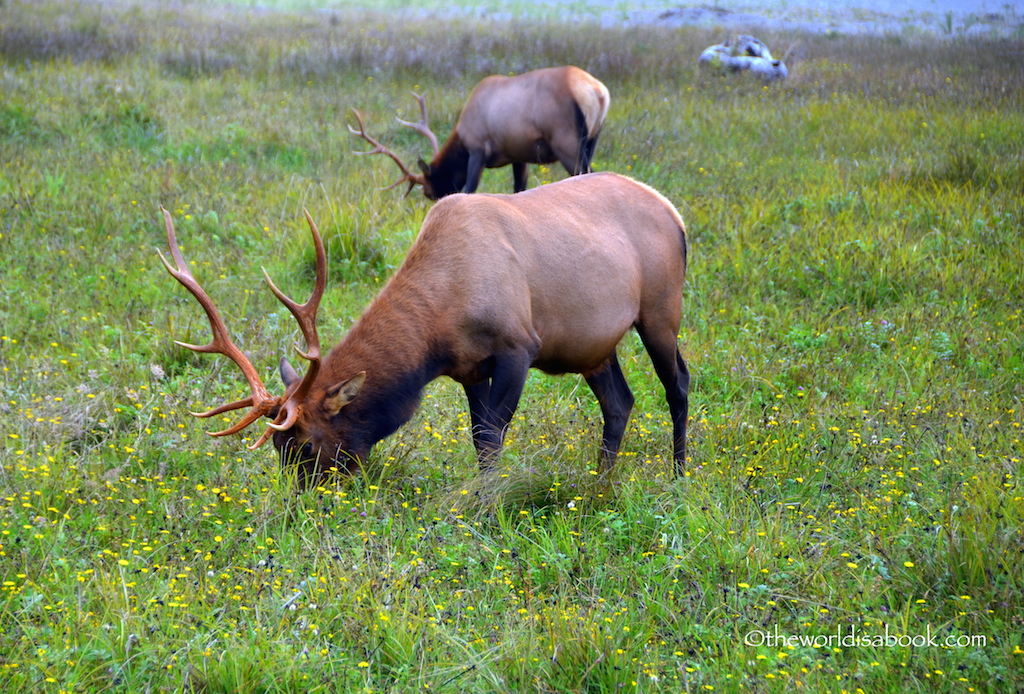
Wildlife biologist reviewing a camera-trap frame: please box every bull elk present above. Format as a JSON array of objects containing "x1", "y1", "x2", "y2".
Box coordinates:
[
  {"x1": 349, "y1": 66, "x2": 610, "y2": 200},
  {"x1": 159, "y1": 172, "x2": 690, "y2": 482}
]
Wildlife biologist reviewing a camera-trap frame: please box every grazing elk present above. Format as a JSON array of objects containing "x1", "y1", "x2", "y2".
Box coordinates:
[
  {"x1": 159, "y1": 172, "x2": 690, "y2": 483},
  {"x1": 349, "y1": 66, "x2": 610, "y2": 200}
]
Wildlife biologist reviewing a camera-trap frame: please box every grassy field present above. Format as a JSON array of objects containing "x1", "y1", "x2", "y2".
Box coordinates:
[{"x1": 2, "y1": 1, "x2": 1023, "y2": 692}]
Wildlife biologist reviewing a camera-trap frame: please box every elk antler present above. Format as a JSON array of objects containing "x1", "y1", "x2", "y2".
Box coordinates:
[
  {"x1": 158, "y1": 206, "x2": 327, "y2": 448},
  {"x1": 348, "y1": 108, "x2": 426, "y2": 198},
  {"x1": 260, "y1": 209, "x2": 326, "y2": 433},
  {"x1": 396, "y1": 92, "x2": 439, "y2": 157}
]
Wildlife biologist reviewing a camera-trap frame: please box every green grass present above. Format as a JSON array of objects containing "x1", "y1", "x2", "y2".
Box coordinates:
[{"x1": 2, "y1": 0, "x2": 1023, "y2": 692}]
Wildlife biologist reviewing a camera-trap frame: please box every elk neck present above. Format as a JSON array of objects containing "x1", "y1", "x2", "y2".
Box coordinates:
[
  {"x1": 315, "y1": 273, "x2": 452, "y2": 443},
  {"x1": 428, "y1": 131, "x2": 470, "y2": 185}
]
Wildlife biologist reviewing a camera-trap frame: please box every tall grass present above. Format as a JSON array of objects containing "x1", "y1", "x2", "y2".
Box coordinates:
[{"x1": 1, "y1": 0, "x2": 1023, "y2": 692}]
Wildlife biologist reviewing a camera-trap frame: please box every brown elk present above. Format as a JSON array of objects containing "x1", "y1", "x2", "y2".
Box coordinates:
[
  {"x1": 349, "y1": 66, "x2": 610, "y2": 200},
  {"x1": 159, "y1": 172, "x2": 689, "y2": 483}
]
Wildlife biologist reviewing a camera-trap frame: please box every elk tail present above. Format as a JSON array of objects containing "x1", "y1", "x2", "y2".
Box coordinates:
[
  {"x1": 568, "y1": 72, "x2": 610, "y2": 174},
  {"x1": 568, "y1": 74, "x2": 610, "y2": 141}
]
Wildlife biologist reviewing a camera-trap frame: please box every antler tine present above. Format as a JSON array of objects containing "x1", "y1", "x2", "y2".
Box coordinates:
[
  {"x1": 396, "y1": 92, "x2": 439, "y2": 157},
  {"x1": 259, "y1": 210, "x2": 327, "y2": 432},
  {"x1": 158, "y1": 206, "x2": 280, "y2": 441},
  {"x1": 380, "y1": 175, "x2": 419, "y2": 199},
  {"x1": 260, "y1": 210, "x2": 324, "y2": 363},
  {"x1": 348, "y1": 107, "x2": 425, "y2": 194}
]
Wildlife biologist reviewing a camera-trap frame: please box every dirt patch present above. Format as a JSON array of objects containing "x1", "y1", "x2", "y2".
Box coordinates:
[
  {"x1": 461, "y1": 0, "x2": 1022, "y2": 37},
  {"x1": 626, "y1": 1, "x2": 1022, "y2": 36}
]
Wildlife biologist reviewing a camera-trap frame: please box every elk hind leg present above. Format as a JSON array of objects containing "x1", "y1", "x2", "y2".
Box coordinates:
[
  {"x1": 551, "y1": 109, "x2": 592, "y2": 176},
  {"x1": 579, "y1": 133, "x2": 601, "y2": 174},
  {"x1": 636, "y1": 325, "x2": 690, "y2": 477},
  {"x1": 562, "y1": 101, "x2": 591, "y2": 175},
  {"x1": 584, "y1": 353, "x2": 635, "y2": 472}
]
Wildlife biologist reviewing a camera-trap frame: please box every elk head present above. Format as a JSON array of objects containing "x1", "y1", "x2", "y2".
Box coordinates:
[
  {"x1": 158, "y1": 207, "x2": 365, "y2": 479},
  {"x1": 348, "y1": 93, "x2": 446, "y2": 200}
]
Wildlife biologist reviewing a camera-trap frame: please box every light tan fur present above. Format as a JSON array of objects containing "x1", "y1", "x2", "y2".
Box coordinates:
[
  {"x1": 280, "y1": 171, "x2": 690, "y2": 477},
  {"x1": 381, "y1": 175, "x2": 683, "y2": 380},
  {"x1": 454, "y1": 66, "x2": 610, "y2": 167},
  {"x1": 566, "y1": 69, "x2": 611, "y2": 140},
  {"x1": 167, "y1": 172, "x2": 690, "y2": 482},
  {"x1": 350, "y1": 66, "x2": 613, "y2": 198}
]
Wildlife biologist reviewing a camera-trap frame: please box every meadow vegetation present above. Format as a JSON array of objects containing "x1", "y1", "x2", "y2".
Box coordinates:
[{"x1": 1, "y1": 0, "x2": 1023, "y2": 691}]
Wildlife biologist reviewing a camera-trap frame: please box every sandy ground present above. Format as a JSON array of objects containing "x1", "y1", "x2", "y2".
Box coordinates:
[
  {"x1": 471, "y1": 0, "x2": 1023, "y2": 36},
  {"x1": 633, "y1": 0, "x2": 1022, "y2": 36}
]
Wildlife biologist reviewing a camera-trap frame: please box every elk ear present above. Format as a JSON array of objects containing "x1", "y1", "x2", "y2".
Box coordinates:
[
  {"x1": 280, "y1": 357, "x2": 301, "y2": 388},
  {"x1": 418, "y1": 159, "x2": 431, "y2": 176},
  {"x1": 324, "y1": 371, "x2": 366, "y2": 416}
]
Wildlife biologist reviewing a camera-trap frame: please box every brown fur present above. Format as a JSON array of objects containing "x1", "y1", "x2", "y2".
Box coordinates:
[
  {"x1": 273, "y1": 172, "x2": 691, "y2": 481},
  {"x1": 450, "y1": 65, "x2": 609, "y2": 168},
  {"x1": 393, "y1": 66, "x2": 610, "y2": 199}
]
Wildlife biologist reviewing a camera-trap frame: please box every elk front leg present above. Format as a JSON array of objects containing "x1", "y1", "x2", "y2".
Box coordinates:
[
  {"x1": 512, "y1": 162, "x2": 528, "y2": 192},
  {"x1": 461, "y1": 151, "x2": 487, "y2": 193},
  {"x1": 462, "y1": 350, "x2": 533, "y2": 470}
]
